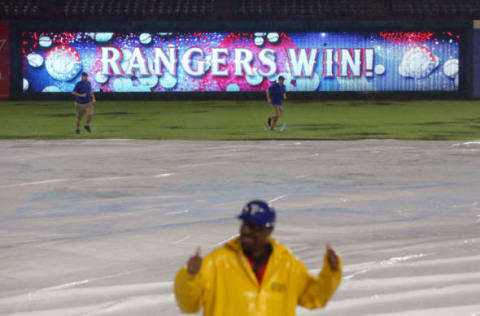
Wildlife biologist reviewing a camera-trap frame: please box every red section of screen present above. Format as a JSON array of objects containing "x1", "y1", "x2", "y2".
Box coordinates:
[{"x1": 0, "y1": 21, "x2": 10, "y2": 99}]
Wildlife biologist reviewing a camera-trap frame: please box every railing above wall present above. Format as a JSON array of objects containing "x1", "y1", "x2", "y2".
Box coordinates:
[{"x1": 1, "y1": 0, "x2": 480, "y2": 21}]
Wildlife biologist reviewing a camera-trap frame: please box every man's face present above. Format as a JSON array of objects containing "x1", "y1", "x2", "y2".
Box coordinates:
[
  {"x1": 240, "y1": 220, "x2": 273, "y2": 253},
  {"x1": 81, "y1": 75, "x2": 88, "y2": 82},
  {"x1": 278, "y1": 79, "x2": 285, "y2": 86}
]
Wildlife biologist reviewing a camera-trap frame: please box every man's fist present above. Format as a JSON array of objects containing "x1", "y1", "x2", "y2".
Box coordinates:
[
  {"x1": 187, "y1": 247, "x2": 202, "y2": 275},
  {"x1": 326, "y1": 243, "x2": 339, "y2": 271}
]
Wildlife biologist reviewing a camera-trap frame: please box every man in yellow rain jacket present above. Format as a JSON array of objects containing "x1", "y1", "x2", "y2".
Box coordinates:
[{"x1": 174, "y1": 200, "x2": 342, "y2": 316}]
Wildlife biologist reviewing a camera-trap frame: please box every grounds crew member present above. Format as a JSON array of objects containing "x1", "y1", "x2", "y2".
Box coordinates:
[
  {"x1": 266, "y1": 75, "x2": 287, "y2": 130},
  {"x1": 174, "y1": 200, "x2": 342, "y2": 316},
  {"x1": 72, "y1": 72, "x2": 96, "y2": 134}
]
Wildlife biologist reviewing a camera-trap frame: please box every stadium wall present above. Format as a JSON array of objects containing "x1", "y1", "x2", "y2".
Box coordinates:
[
  {"x1": 473, "y1": 21, "x2": 480, "y2": 99},
  {"x1": 0, "y1": 21, "x2": 10, "y2": 99},
  {"x1": 8, "y1": 19, "x2": 474, "y2": 100}
]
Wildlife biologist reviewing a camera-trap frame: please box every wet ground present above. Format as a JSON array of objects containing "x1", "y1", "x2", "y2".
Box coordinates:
[{"x1": 1, "y1": 139, "x2": 479, "y2": 316}]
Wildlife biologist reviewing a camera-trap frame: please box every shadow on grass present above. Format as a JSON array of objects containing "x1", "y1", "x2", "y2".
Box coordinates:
[
  {"x1": 457, "y1": 118, "x2": 480, "y2": 123},
  {"x1": 330, "y1": 132, "x2": 389, "y2": 138},
  {"x1": 412, "y1": 121, "x2": 450, "y2": 126},
  {"x1": 43, "y1": 112, "x2": 133, "y2": 117},
  {"x1": 10, "y1": 102, "x2": 60, "y2": 107},
  {"x1": 419, "y1": 135, "x2": 449, "y2": 140},
  {"x1": 418, "y1": 131, "x2": 475, "y2": 140},
  {"x1": 224, "y1": 138, "x2": 338, "y2": 141},
  {"x1": 291, "y1": 123, "x2": 347, "y2": 130},
  {"x1": 43, "y1": 113, "x2": 76, "y2": 117},
  {"x1": 0, "y1": 135, "x2": 75, "y2": 139},
  {"x1": 288, "y1": 101, "x2": 394, "y2": 106}
]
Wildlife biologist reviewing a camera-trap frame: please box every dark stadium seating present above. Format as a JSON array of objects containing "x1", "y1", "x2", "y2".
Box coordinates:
[
  {"x1": 0, "y1": 0, "x2": 216, "y2": 19},
  {"x1": 0, "y1": 0, "x2": 41, "y2": 19},
  {"x1": 1, "y1": 0, "x2": 480, "y2": 20},
  {"x1": 390, "y1": 0, "x2": 480, "y2": 18},
  {"x1": 236, "y1": 0, "x2": 381, "y2": 19},
  {"x1": 59, "y1": 0, "x2": 216, "y2": 18}
]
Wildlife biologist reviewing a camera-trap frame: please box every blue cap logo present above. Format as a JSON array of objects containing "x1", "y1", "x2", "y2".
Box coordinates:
[{"x1": 238, "y1": 200, "x2": 276, "y2": 228}]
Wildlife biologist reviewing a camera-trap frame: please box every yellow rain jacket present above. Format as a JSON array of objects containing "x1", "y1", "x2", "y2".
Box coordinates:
[{"x1": 174, "y1": 237, "x2": 342, "y2": 316}]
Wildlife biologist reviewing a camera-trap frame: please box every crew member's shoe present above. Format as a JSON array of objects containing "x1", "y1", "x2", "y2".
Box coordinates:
[
  {"x1": 84, "y1": 125, "x2": 92, "y2": 133},
  {"x1": 75, "y1": 129, "x2": 80, "y2": 134}
]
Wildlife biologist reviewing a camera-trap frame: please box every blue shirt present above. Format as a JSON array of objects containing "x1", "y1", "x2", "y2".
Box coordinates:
[
  {"x1": 268, "y1": 82, "x2": 286, "y2": 106},
  {"x1": 74, "y1": 81, "x2": 92, "y2": 104}
]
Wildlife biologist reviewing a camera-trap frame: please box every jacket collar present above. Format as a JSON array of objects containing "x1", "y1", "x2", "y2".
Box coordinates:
[
  {"x1": 226, "y1": 237, "x2": 288, "y2": 263},
  {"x1": 225, "y1": 237, "x2": 289, "y2": 287}
]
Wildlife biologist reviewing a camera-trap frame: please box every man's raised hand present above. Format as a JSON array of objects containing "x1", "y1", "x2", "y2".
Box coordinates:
[
  {"x1": 187, "y1": 247, "x2": 202, "y2": 275},
  {"x1": 326, "y1": 243, "x2": 339, "y2": 271}
]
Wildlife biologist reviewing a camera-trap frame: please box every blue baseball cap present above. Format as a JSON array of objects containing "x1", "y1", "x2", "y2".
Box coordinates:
[{"x1": 238, "y1": 200, "x2": 276, "y2": 228}]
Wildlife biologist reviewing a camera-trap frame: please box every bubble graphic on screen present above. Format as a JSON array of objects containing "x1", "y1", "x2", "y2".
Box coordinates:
[
  {"x1": 45, "y1": 46, "x2": 82, "y2": 81},
  {"x1": 159, "y1": 73, "x2": 177, "y2": 89},
  {"x1": 23, "y1": 79, "x2": 29, "y2": 92},
  {"x1": 246, "y1": 70, "x2": 264, "y2": 86},
  {"x1": 375, "y1": 64, "x2": 386, "y2": 75},
  {"x1": 267, "y1": 33, "x2": 280, "y2": 44},
  {"x1": 113, "y1": 78, "x2": 132, "y2": 92},
  {"x1": 88, "y1": 32, "x2": 114, "y2": 43},
  {"x1": 290, "y1": 74, "x2": 321, "y2": 91},
  {"x1": 443, "y1": 59, "x2": 458, "y2": 78},
  {"x1": 42, "y1": 85, "x2": 61, "y2": 92},
  {"x1": 398, "y1": 46, "x2": 439, "y2": 79},
  {"x1": 138, "y1": 75, "x2": 159, "y2": 89},
  {"x1": 139, "y1": 33, "x2": 152, "y2": 45},
  {"x1": 95, "y1": 72, "x2": 109, "y2": 84},
  {"x1": 113, "y1": 77, "x2": 151, "y2": 92},
  {"x1": 254, "y1": 37, "x2": 265, "y2": 47},
  {"x1": 226, "y1": 83, "x2": 240, "y2": 91},
  {"x1": 39, "y1": 36, "x2": 52, "y2": 48},
  {"x1": 27, "y1": 53, "x2": 44, "y2": 68}
]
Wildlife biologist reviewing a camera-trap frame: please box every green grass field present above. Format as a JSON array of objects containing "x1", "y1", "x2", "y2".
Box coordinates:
[{"x1": 1, "y1": 99, "x2": 480, "y2": 140}]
